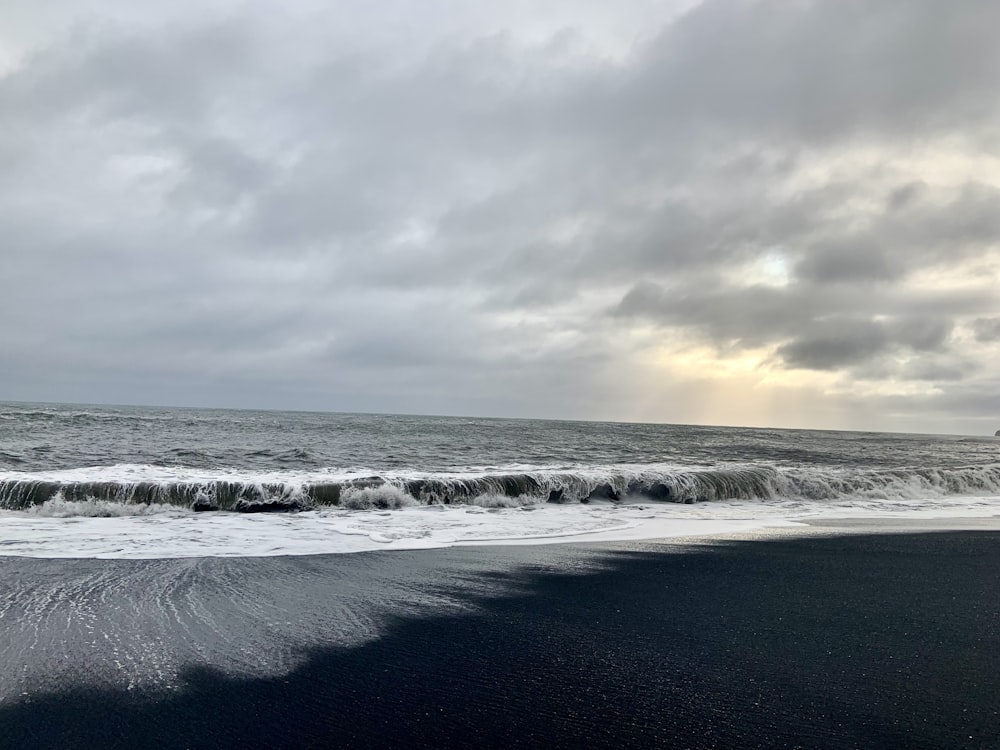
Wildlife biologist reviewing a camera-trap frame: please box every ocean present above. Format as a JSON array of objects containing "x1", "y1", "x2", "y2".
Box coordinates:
[
  {"x1": 3, "y1": 402, "x2": 1000, "y2": 747},
  {"x1": 1, "y1": 401, "x2": 999, "y2": 557}
]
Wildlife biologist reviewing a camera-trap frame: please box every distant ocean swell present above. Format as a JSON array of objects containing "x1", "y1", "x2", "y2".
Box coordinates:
[{"x1": 3, "y1": 464, "x2": 1000, "y2": 515}]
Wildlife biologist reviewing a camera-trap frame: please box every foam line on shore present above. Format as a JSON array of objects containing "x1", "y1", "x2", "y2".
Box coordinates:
[
  {"x1": 3, "y1": 493, "x2": 999, "y2": 558},
  {"x1": 0, "y1": 504, "x2": 808, "y2": 558}
]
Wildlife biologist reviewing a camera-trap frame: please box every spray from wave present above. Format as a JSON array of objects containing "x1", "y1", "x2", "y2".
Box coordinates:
[{"x1": 23, "y1": 495, "x2": 187, "y2": 518}]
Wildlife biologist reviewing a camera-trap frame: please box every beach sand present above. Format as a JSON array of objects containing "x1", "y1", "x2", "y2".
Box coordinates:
[{"x1": 1, "y1": 518, "x2": 998, "y2": 748}]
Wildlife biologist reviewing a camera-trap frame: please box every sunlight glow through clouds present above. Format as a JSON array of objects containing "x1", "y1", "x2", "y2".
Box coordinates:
[
  {"x1": 3, "y1": 0, "x2": 1000, "y2": 433},
  {"x1": 734, "y1": 252, "x2": 791, "y2": 288}
]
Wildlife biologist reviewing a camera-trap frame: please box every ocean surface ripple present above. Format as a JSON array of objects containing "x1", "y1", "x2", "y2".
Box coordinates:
[{"x1": 1, "y1": 402, "x2": 998, "y2": 557}]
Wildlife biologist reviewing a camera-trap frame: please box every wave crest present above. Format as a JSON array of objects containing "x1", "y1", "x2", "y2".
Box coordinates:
[{"x1": 2, "y1": 463, "x2": 999, "y2": 516}]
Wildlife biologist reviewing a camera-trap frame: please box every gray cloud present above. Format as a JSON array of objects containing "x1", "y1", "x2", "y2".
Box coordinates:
[
  {"x1": 900, "y1": 358, "x2": 979, "y2": 383},
  {"x1": 886, "y1": 181, "x2": 927, "y2": 212},
  {"x1": 794, "y1": 241, "x2": 898, "y2": 285},
  {"x1": 615, "y1": 279, "x2": 973, "y2": 354},
  {"x1": 777, "y1": 315, "x2": 954, "y2": 372},
  {"x1": 777, "y1": 319, "x2": 888, "y2": 371},
  {"x1": 2, "y1": 0, "x2": 1000, "y2": 431},
  {"x1": 889, "y1": 316, "x2": 954, "y2": 352},
  {"x1": 972, "y1": 317, "x2": 1000, "y2": 343}
]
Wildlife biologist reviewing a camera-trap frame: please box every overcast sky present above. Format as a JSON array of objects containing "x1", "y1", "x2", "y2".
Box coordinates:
[{"x1": 2, "y1": 0, "x2": 999, "y2": 434}]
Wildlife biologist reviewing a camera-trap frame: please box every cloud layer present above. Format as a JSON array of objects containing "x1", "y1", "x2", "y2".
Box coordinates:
[{"x1": 2, "y1": 0, "x2": 999, "y2": 433}]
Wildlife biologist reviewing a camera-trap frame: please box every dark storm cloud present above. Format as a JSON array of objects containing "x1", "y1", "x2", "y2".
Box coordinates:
[
  {"x1": 775, "y1": 316, "x2": 953, "y2": 372},
  {"x1": 890, "y1": 316, "x2": 953, "y2": 352},
  {"x1": 776, "y1": 320, "x2": 888, "y2": 371},
  {"x1": 615, "y1": 281, "x2": 818, "y2": 347},
  {"x1": 616, "y1": 279, "x2": 969, "y2": 351},
  {"x1": 794, "y1": 241, "x2": 898, "y2": 285},
  {"x1": 2, "y1": 0, "x2": 1000, "y2": 430}
]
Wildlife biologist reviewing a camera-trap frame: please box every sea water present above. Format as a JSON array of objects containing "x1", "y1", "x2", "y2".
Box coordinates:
[{"x1": 2, "y1": 402, "x2": 998, "y2": 557}]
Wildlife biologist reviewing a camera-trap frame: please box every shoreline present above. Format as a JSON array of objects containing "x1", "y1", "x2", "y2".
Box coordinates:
[
  {"x1": 2, "y1": 520, "x2": 999, "y2": 748},
  {"x1": 2, "y1": 503, "x2": 998, "y2": 559}
]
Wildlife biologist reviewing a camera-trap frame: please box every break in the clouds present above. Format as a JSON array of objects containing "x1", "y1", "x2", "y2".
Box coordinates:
[{"x1": 2, "y1": 0, "x2": 999, "y2": 434}]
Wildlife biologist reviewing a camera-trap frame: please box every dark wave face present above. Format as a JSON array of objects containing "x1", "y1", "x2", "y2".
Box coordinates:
[
  {"x1": 4, "y1": 464, "x2": 1000, "y2": 514},
  {"x1": 0, "y1": 467, "x2": 784, "y2": 511},
  {"x1": 1, "y1": 401, "x2": 999, "y2": 514}
]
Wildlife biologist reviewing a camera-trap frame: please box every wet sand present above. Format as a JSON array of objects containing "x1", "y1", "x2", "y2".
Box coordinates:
[{"x1": 1, "y1": 520, "x2": 999, "y2": 748}]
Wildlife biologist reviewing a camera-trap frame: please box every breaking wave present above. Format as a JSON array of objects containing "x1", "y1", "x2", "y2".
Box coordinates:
[
  {"x1": 22, "y1": 496, "x2": 186, "y2": 518},
  {"x1": 2, "y1": 462, "x2": 1000, "y2": 516}
]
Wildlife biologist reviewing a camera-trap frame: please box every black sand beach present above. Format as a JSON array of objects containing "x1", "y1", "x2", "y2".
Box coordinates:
[{"x1": 2, "y1": 524, "x2": 999, "y2": 749}]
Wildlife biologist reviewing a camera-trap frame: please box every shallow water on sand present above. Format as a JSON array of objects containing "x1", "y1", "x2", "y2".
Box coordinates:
[{"x1": 2, "y1": 528, "x2": 999, "y2": 748}]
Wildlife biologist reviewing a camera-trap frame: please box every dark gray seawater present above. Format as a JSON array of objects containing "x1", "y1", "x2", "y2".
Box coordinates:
[{"x1": 1, "y1": 401, "x2": 999, "y2": 512}]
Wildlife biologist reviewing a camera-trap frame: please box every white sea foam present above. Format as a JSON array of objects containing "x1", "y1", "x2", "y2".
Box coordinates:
[
  {"x1": 0, "y1": 462, "x2": 693, "y2": 484},
  {"x1": 4, "y1": 461, "x2": 1000, "y2": 559},
  {"x1": 23, "y1": 495, "x2": 184, "y2": 518},
  {"x1": 339, "y1": 485, "x2": 416, "y2": 509},
  {"x1": 1, "y1": 494, "x2": 998, "y2": 559}
]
